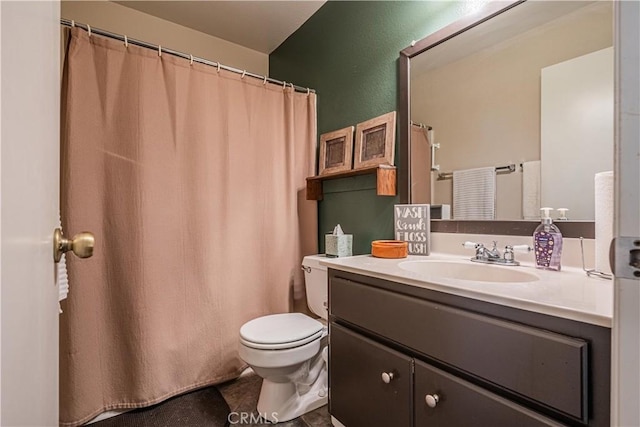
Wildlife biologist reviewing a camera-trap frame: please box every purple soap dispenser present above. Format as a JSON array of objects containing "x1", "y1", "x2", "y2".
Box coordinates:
[{"x1": 533, "y1": 207, "x2": 563, "y2": 271}]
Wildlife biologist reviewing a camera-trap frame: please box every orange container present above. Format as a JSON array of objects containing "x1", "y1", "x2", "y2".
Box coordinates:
[{"x1": 371, "y1": 240, "x2": 408, "y2": 259}]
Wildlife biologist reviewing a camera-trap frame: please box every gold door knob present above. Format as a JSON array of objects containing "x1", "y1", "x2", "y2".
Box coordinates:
[{"x1": 53, "y1": 228, "x2": 95, "y2": 263}]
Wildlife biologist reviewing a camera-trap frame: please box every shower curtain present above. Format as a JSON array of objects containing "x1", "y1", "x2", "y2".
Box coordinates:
[
  {"x1": 410, "y1": 125, "x2": 432, "y2": 203},
  {"x1": 60, "y1": 28, "x2": 317, "y2": 426}
]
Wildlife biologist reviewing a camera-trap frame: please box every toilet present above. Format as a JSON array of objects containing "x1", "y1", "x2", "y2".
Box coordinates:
[{"x1": 238, "y1": 254, "x2": 328, "y2": 423}]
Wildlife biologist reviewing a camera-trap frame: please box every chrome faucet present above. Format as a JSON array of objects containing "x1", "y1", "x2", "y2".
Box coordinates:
[
  {"x1": 463, "y1": 241, "x2": 531, "y2": 266},
  {"x1": 485, "y1": 241, "x2": 502, "y2": 260}
]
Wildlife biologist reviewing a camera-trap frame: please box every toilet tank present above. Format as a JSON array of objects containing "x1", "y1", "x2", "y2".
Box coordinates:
[{"x1": 302, "y1": 254, "x2": 328, "y2": 320}]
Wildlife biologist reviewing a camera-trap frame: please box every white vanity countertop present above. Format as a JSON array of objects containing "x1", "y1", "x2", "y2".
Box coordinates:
[{"x1": 320, "y1": 253, "x2": 613, "y2": 328}]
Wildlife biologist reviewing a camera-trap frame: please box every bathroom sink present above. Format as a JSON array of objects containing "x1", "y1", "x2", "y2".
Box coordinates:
[{"x1": 398, "y1": 260, "x2": 539, "y2": 283}]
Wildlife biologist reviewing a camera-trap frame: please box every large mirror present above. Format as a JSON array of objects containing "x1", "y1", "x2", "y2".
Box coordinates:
[{"x1": 399, "y1": 1, "x2": 612, "y2": 229}]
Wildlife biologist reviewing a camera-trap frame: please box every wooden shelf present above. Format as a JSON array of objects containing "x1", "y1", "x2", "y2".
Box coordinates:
[{"x1": 306, "y1": 164, "x2": 397, "y2": 201}]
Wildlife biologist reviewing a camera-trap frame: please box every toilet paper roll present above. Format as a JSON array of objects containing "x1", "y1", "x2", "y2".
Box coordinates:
[{"x1": 594, "y1": 171, "x2": 613, "y2": 274}]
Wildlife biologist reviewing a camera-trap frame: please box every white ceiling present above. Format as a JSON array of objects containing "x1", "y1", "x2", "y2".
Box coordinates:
[{"x1": 115, "y1": 1, "x2": 326, "y2": 54}]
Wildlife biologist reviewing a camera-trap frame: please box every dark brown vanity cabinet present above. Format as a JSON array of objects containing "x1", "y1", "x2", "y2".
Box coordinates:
[
  {"x1": 331, "y1": 324, "x2": 412, "y2": 427},
  {"x1": 414, "y1": 360, "x2": 563, "y2": 426},
  {"x1": 328, "y1": 269, "x2": 611, "y2": 427}
]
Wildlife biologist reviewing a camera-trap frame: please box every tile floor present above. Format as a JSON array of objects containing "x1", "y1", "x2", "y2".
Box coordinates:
[
  {"x1": 217, "y1": 370, "x2": 331, "y2": 427},
  {"x1": 91, "y1": 369, "x2": 331, "y2": 426}
]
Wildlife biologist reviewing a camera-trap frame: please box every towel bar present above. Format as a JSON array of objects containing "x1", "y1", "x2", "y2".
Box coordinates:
[{"x1": 437, "y1": 163, "x2": 521, "y2": 180}]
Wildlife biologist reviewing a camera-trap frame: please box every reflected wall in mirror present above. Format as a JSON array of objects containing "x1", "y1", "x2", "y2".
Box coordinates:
[{"x1": 407, "y1": 1, "x2": 612, "y2": 221}]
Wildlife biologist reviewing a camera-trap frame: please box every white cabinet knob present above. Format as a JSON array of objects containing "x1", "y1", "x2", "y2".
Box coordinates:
[
  {"x1": 381, "y1": 372, "x2": 394, "y2": 383},
  {"x1": 425, "y1": 394, "x2": 440, "y2": 408}
]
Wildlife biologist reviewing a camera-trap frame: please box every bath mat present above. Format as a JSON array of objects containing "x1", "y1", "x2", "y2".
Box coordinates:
[{"x1": 90, "y1": 386, "x2": 230, "y2": 427}]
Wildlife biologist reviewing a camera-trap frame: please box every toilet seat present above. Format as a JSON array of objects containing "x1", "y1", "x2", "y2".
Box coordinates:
[{"x1": 240, "y1": 313, "x2": 324, "y2": 350}]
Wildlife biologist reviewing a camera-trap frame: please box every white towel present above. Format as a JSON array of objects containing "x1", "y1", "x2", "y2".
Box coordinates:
[
  {"x1": 57, "y1": 216, "x2": 69, "y2": 313},
  {"x1": 453, "y1": 167, "x2": 496, "y2": 220},
  {"x1": 522, "y1": 160, "x2": 541, "y2": 220}
]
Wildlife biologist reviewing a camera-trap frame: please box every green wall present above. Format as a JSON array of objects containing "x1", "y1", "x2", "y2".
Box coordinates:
[{"x1": 270, "y1": 1, "x2": 467, "y2": 254}]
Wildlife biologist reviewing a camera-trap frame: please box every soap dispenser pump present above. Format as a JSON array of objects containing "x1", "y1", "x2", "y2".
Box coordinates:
[
  {"x1": 557, "y1": 208, "x2": 569, "y2": 221},
  {"x1": 533, "y1": 207, "x2": 563, "y2": 271}
]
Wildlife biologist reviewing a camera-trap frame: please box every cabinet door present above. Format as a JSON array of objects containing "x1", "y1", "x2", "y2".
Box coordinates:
[
  {"x1": 330, "y1": 323, "x2": 412, "y2": 427},
  {"x1": 331, "y1": 276, "x2": 588, "y2": 421},
  {"x1": 414, "y1": 360, "x2": 564, "y2": 427}
]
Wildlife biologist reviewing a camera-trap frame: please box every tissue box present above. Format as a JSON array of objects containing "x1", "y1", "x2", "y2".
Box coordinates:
[{"x1": 325, "y1": 234, "x2": 353, "y2": 257}]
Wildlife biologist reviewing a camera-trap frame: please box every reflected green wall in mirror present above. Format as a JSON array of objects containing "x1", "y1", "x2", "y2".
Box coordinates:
[{"x1": 270, "y1": 1, "x2": 468, "y2": 254}]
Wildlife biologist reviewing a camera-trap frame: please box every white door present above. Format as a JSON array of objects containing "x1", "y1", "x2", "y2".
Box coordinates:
[
  {"x1": 612, "y1": 1, "x2": 640, "y2": 426},
  {"x1": 1, "y1": 1, "x2": 61, "y2": 425},
  {"x1": 540, "y1": 47, "x2": 614, "y2": 221}
]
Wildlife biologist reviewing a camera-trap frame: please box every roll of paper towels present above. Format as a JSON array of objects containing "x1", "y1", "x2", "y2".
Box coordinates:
[{"x1": 594, "y1": 171, "x2": 613, "y2": 274}]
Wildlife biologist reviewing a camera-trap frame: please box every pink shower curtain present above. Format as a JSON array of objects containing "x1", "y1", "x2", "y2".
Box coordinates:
[
  {"x1": 410, "y1": 125, "x2": 432, "y2": 203},
  {"x1": 60, "y1": 28, "x2": 318, "y2": 426}
]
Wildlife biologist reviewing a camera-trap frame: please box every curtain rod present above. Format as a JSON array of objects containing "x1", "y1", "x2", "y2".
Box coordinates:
[
  {"x1": 60, "y1": 18, "x2": 316, "y2": 95},
  {"x1": 410, "y1": 121, "x2": 432, "y2": 130}
]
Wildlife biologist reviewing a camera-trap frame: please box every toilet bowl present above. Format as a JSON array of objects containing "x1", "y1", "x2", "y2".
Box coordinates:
[{"x1": 238, "y1": 255, "x2": 328, "y2": 423}]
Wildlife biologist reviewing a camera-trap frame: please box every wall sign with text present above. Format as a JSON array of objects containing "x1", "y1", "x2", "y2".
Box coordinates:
[{"x1": 394, "y1": 204, "x2": 430, "y2": 255}]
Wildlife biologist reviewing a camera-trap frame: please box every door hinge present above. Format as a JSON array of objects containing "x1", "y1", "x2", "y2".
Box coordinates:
[{"x1": 611, "y1": 237, "x2": 640, "y2": 280}]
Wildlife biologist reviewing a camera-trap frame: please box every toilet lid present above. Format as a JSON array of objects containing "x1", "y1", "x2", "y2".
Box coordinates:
[{"x1": 240, "y1": 313, "x2": 323, "y2": 348}]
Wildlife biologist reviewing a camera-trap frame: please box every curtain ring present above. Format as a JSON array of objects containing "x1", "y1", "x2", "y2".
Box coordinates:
[
  {"x1": 190, "y1": 54, "x2": 194, "y2": 65},
  {"x1": 124, "y1": 35, "x2": 128, "y2": 48},
  {"x1": 158, "y1": 45, "x2": 162, "y2": 57},
  {"x1": 87, "y1": 24, "x2": 92, "y2": 37},
  {"x1": 263, "y1": 76, "x2": 267, "y2": 85},
  {"x1": 241, "y1": 70, "x2": 246, "y2": 79},
  {"x1": 217, "y1": 62, "x2": 221, "y2": 73},
  {"x1": 71, "y1": 20, "x2": 75, "y2": 28},
  {"x1": 282, "y1": 81, "x2": 287, "y2": 90},
  {"x1": 306, "y1": 87, "x2": 311, "y2": 96}
]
